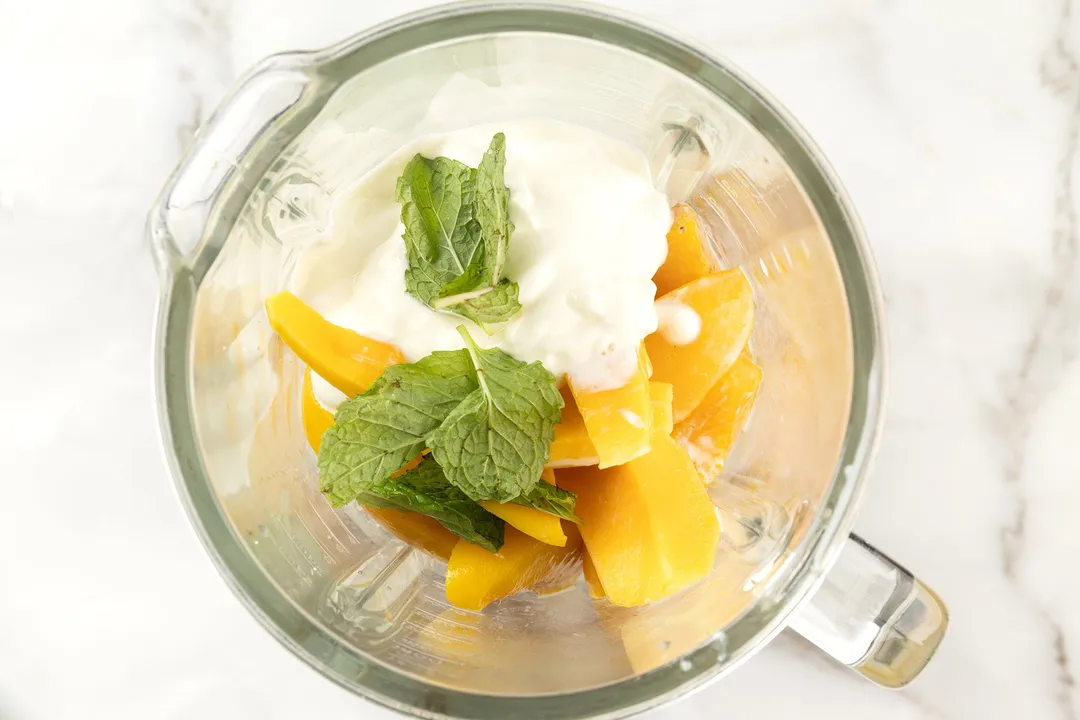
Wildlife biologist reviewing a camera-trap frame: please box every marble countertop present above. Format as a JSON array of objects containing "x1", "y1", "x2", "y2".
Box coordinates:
[{"x1": 2, "y1": 0, "x2": 1078, "y2": 718}]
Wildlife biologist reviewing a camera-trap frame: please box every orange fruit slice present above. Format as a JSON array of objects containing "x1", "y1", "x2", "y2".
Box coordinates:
[
  {"x1": 653, "y1": 204, "x2": 714, "y2": 296},
  {"x1": 674, "y1": 351, "x2": 762, "y2": 476},
  {"x1": 568, "y1": 348, "x2": 654, "y2": 469},
  {"x1": 645, "y1": 270, "x2": 754, "y2": 422},
  {"x1": 445, "y1": 524, "x2": 584, "y2": 611},
  {"x1": 479, "y1": 468, "x2": 567, "y2": 547},
  {"x1": 556, "y1": 435, "x2": 719, "y2": 607},
  {"x1": 582, "y1": 550, "x2": 605, "y2": 599},
  {"x1": 549, "y1": 382, "x2": 673, "y2": 467},
  {"x1": 265, "y1": 290, "x2": 404, "y2": 398}
]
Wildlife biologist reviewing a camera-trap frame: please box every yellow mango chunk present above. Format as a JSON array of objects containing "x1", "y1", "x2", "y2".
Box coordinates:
[
  {"x1": 479, "y1": 469, "x2": 567, "y2": 547},
  {"x1": 557, "y1": 435, "x2": 719, "y2": 606},
  {"x1": 266, "y1": 291, "x2": 404, "y2": 398},
  {"x1": 649, "y1": 382, "x2": 674, "y2": 436},
  {"x1": 549, "y1": 382, "x2": 674, "y2": 467},
  {"x1": 582, "y1": 551, "x2": 605, "y2": 599},
  {"x1": 369, "y1": 507, "x2": 459, "y2": 561},
  {"x1": 653, "y1": 204, "x2": 713, "y2": 296},
  {"x1": 674, "y1": 352, "x2": 763, "y2": 475},
  {"x1": 568, "y1": 349, "x2": 654, "y2": 469},
  {"x1": 645, "y1": 270, "x2": 754, "y2": 422},
  {"x1": 300, "y1": 367, "x2": 456, "y2": 559},
  {"x1": 445, "y1": 524, "x2": 584, "y2": 611}
]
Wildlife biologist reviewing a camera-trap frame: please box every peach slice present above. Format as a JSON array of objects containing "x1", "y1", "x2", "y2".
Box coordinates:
[
  {"x1": 568, "y1": 349, "x2": 654, "y2": 469},
  {"x1": 445, "y1": 524, "x2": 584, "y2": 611},
  {"x1": 300, "y1": 367, "x2": 457, "y2": 559},
  {"x1": 479, "y1": 469, "x2": 568, "y2": 547},
  {"x1": 549, "y1": 382, "x2": 673, "y2": 468},
  {"x1": 265, "y1": 290, "x2": 404, "y2": 398},
  {"x1": 653, "y1": 204, "x2": 714, "y2": 297},
  {"x1": 556, "y1": 435, "x2": 719, "y2": 607},
  {"x1": 674, "y1": 351, "x2": 762, "y2": 476},
  {"x1": 644, "y1": 270, "x2": 754, "y2": 422}
]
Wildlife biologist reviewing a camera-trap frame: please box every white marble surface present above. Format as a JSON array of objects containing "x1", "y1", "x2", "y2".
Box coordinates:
[{"x1": 1, "y1": 0, "x2": 1078, "y2": 718}]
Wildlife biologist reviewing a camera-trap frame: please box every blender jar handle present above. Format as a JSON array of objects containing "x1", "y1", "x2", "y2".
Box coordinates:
[
  {"x1": 787, "y1": 534, "x2": 948, "y2": 688},
  {"x1": 148, "y1": 54, "x2": 316, "y2": 274}
]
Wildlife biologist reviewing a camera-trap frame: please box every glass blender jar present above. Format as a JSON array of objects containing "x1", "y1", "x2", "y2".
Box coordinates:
[{"x1": 151, "y1": 3, "x2": 947, "y2": 717}]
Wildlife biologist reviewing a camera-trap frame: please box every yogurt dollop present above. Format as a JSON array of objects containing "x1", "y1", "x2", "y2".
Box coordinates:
[{"x1": 303, "y1": 119, "x2": 671, "y2": 408}]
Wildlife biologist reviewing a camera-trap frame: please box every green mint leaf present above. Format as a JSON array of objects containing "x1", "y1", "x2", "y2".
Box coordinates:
[
  {"x1": 317, "y1": 350, "x2": 478, "y2": 506},
  {"x1": 475, "y1": 132, "x2": 513, "y2": 284},
  {"x1": 513, "y1": 483, "x2": 579, "y2": 523},
  {"x1": 355, "y1": 456, "x2": 504, "y2": 552},
  {"x1": 397, "y1": 155, "x2": 483, "y2": 306},
  {"x1": 438, "y1": 279, "x2": 521, "y2": 326},
  {"x1": 397, "y1": 134, "x2": 521, "y2": 325},
  {"x1": 426, "y1": 327, "x2": 563, "y2": 502}
]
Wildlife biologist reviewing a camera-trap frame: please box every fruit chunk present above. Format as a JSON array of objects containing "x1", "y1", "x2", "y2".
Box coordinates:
[
  {"x1": 479, "y1": 469, "x2": 567, "y2": 547},
  {"x1": 582, "y1": 551, "x2": 605, "y2": 599},
  {"x1": 549, "y1": 382, "x2": 673, "y2": 468},
  {"x1": 645, "y1": 270, "x2": 754, "y2": 422},
  {"x1": 649, "y1": 382, "x2": 674, "y2": 436},
  {"x1": 653, "y1": 204, "x2": 713, "y2": 296},
  {"x1": 300, "y1": 367, "x2": 456, "y2": 559},
  {"x1": 568, "y1": 349, "x2": 654, "y2": 469},
  {"x1": 557, "y1": 435, "x2": 719, "y2": 606},
  {"x1": 445, "y1": 524, "x2": 584, "y2": 611},
  {"x1": 674, "y1": 352, "x2": 762, "y2": 476},
  {"x1": 265, "y1": 290, "x2": 404, "y2": 398},
  {"x1": 368, "y1": 506, "x2": 459, "y2": 561}
]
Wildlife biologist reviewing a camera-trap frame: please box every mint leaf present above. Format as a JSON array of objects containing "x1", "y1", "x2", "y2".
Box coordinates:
[
  {"x1": 440, "y1": 279, "x2": 521, "y2": 327},
  {"x1": 397, "y1": 155, "x2": 482, "y2": 306},
  {"x1": 318, "y1": 350, "x2": 477, "y2": 506},
  {"x1": 513, "y1": 482, "x2": 579, "y2": 523},
  {"x1": 355, "y1": 456, "x2": 504, "y2": 552},
  {"x1": 475, "y1": 132, "x2": 513, "y2": 284},
  {"x1": 427, "y1": 327, "x2": 564, "y2": 502},
  {"x1": 397, "y1": 133, "x2": 520, "y2": 325}
]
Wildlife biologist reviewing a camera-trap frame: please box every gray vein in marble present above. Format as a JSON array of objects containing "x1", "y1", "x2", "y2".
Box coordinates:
[
  {"x1": 995, "y1": 1, "x2": 1080, "y2": 719},
  {"x1": 1000, "y1": 0, "x2": 1080, "y2": 579},
  {"x1": 1051, "y1": 617, "x2": 1079, "y2": 720}
]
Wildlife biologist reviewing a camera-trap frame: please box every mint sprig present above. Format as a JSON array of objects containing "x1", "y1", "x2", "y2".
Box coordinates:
[
  {"x1": 427, "y1": 327, "x2": 564, "y2": 503},
  {"x1": 356, "y1": 456, "x2": 504, "y2": 552},
  {"x1": 317, "y1": 350, "x2": 477, "y2": 507},
  {"x1": 317, "y1": 328, "x2": 567, "y2": 526},
  {"x1": 397, "y1": 133, "x2": 521, "y2": 324}
]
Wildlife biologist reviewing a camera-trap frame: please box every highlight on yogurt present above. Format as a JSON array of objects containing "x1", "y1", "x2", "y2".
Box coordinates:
[{"x1": 264, "y1": 124, "x2": 760, "y2": 611}]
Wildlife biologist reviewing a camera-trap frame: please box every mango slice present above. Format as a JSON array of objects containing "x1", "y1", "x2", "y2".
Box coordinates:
[
  {"x1": 445, "y1": 524, "x2": 584, "y2": 611},
  {"x1": 265, "y1": 290, "x2": 404, "y2": 398},
  {"x1": 549, "y1": 383, "x2": 674, "y2": 467},
  {"x1": 557, "y1": 435, "x2": 719, "y2": 606},
  {"x1": 300, "y1": 367, "x2": 457, "y2": 559},
  {"x1": 674, "y1": 352, "x2": 762, "y2": 476},
  {"x1": 649, "y1": 382, "x2": 674, "y2": 436},
  {"x1": 479, "y1": 469, "x2": 567, "y2": 547},
  {"x1": 645, "y1": 270, "x2": 754, "y2": 422},
  {"x1": 568, "y1": 349, "x2": 654, "y2": 469},
  {"x1": 368, "y1": 507, "x2": 459, "y2": 561},
  {"x1": 653, "y1": 204, "x2": 713, "y2": 297},
  {"x1": 582, "y1": 551, "x2": 605, "y2": 599}
]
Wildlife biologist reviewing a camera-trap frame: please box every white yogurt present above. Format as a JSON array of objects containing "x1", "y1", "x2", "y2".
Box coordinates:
[
  {"x1": 655, "y1": 299, "x2": 702, "y2": 346},
  {"x1": 301, "y1": 119, "x2": 671, "y2": 409}
]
